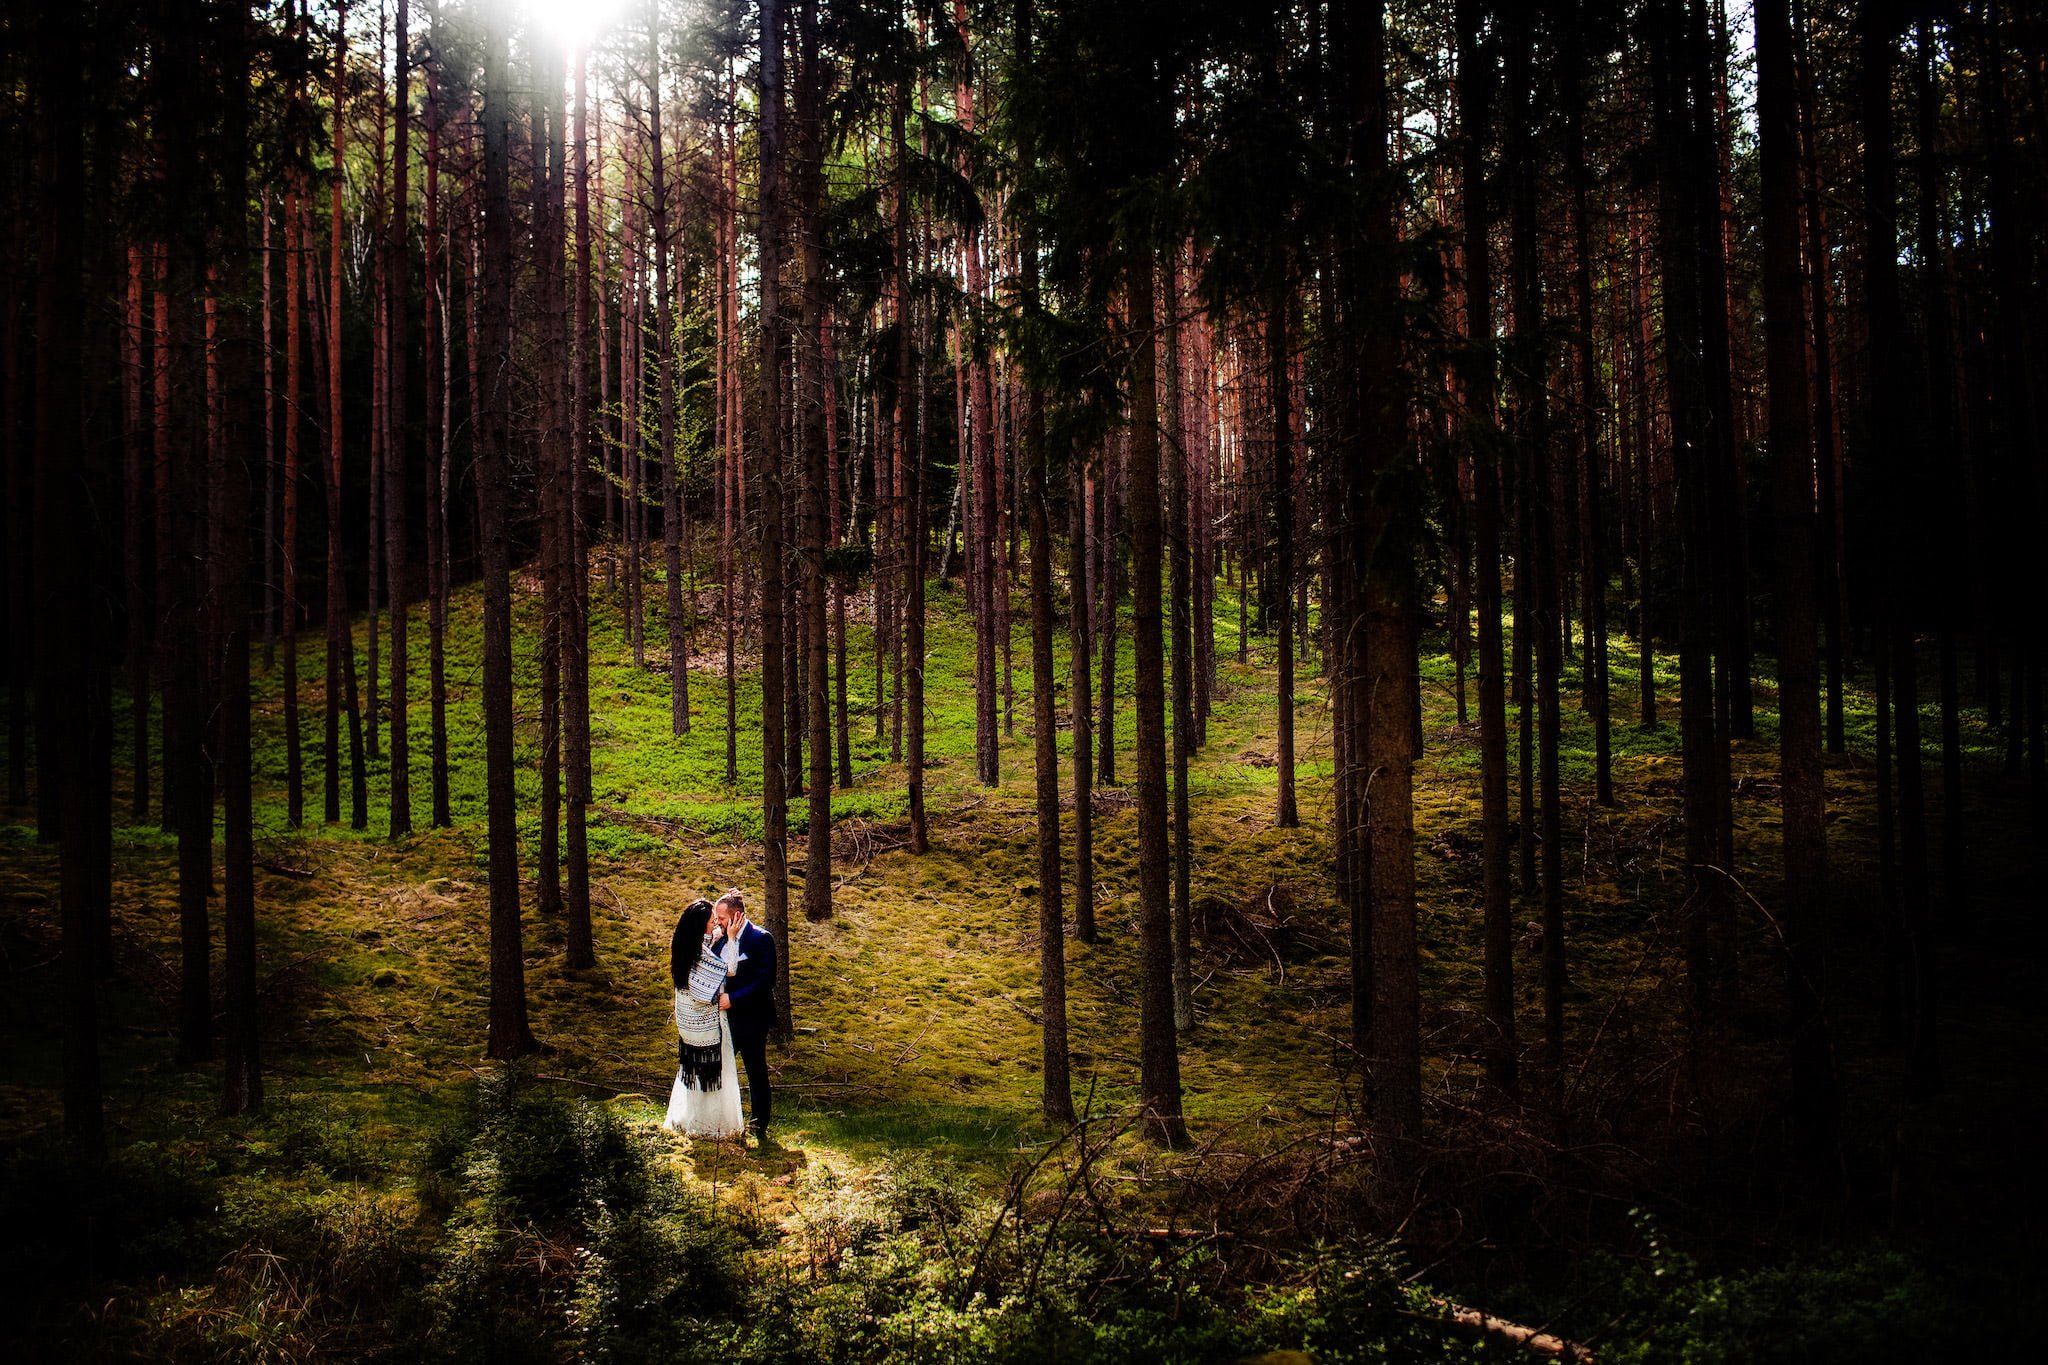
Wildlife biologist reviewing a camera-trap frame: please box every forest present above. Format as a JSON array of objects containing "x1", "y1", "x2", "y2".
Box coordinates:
[{"x1": 2, "y1": 0, "x2": 2043, "y2": 1358}]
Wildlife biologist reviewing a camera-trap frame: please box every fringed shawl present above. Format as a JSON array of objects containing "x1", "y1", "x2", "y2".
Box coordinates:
[{"x1": 673, "y1": 942, "x2": 728, "y2": 1091}]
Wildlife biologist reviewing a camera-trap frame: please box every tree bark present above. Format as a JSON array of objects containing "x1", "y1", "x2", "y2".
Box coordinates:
[
  {"x1": 479, "y1": 0, "x2": 537, "y2": 1058},
  {"x1": 1457, "y1": 0, "x2": 1517, "y2": 1099},
  {"x1": 1015, "y1": 0, "x2": 1072, "y2": 1120},
  {"x1": 1271, "y1": 276, "x2": 1298, "y2": 829},
  {"x1": 385, "y1": 0, "x2": 411, "y2": 840},
  {"x1": 798, "y1": 0, "x2": 832, "y2": 923},
  {"x1": 1758, "y1": 0, "x2": 1838, "y2": 1169},
  {"x1": 34, "y1": 0, "x2": 104, "y2": 1157},
  {"x1": 1167, "y1": 252, "x2": 1196, "y2": 1033},
  {"x1": 1070, "y1": 440, "x2": 1097, "y2": 944},
  {"x1": 761, "y1": 0, "x2": 795, "y2": 1028},
  {"x1": 1127, "y1": 256, "x2": 1186, "y2": 1147},
  {"x1": 218, "y1": 0, "x2": 262, "y2": 1115},
  {"x1": 1859, "y1": 0, "x2": 1936, "y2": 1095},
  {"x1": 565, "y1": 41, "x2": 595, "y2": 968},
  {"x1": 649, "y1": 2, "x2": 690, "y2": 738}
]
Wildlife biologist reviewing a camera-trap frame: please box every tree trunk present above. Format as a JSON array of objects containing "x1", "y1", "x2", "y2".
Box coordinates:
[
  {"x1": 539, "y1": 39, "x2": 571, "y2": 922},
  {"x1": 1341, "y1": 0, "x2": 1422, "y2": 1166},
  {"x1": 1097, "y1": 440, "x2": 1120, "y2": 786},
  {"x1": 479, "y1": 0, "x2": 537, "y2": 1058},
  {"x1": 218, "y1": 0, "x2": 262, "y2": 1115},
  {"x1": 33, "y1": 0, "x2": 104, "y2": 1157},
  {"x1": 423, "y1": 17, "x2": 451, "y2": 829},
  {"x1": 894, "y1": 78, "x2": 929, "y2": 858},
  {"x1": 1457, "y1": 0, "x2": 1517, "y2": 1099},
  {"x1": 649, "y1": 4, "x2": 690, "y2": 738},
  {"x1": 565, "y1": 42, "x2": 596, "y2": 968},
  {"x1": 1166, "y1": 250, "x2": 1195, "y2": 1033},
  {"x1": 760, "y1": 0, "x2": 795, "y2": 1028},
  {"x1": 1070, "y1": 440, "x2": 1097, "y2": 944},
  {"x1": 798, "y1": 0, "x2": 832, "y2": 923},
  {"x1": 385, "y1": 0, "x2": 411, "y2": 840},
  {"x1": 1505, "y1": 2, "x2": 1566, "y2": 1075},
  {"x1": 1564, "y1": 10, "x2": 1612, "y2": 806},
  {"x1": 1126, "y1": 255, "x2": 1186, "y2": 1148},
  {"x1": 1914, "y1": 19, "x2": 1971, "y2": 931},
  {"x1": 1271, "y1": 277, "x2": 1298, "y2": 829},
  {"x1": 1758, "y1": 0, "x2": 1838, "y2": 1170},
  {"x1": 283, "y1": 184, "x2": 304, "y2": 829},
  {"x1": 1014, "y1": 0, "x2": 1072, "y2": 1119},
  {"x1": 1650, "y1": 0, "x2": 1729, "y2": 1026},
  {"x1": 1860, "y1": 0, "x2": 1936, "y2": 1095}
]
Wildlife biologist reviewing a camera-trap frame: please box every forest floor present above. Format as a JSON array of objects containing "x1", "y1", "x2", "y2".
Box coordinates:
[{"x1": 3, "y1": 548, "x2": 2043, "y2": 1342}]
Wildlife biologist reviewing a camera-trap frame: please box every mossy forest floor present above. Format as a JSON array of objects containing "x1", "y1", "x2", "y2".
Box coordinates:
[{"x1": 3, "y1": 548, "x2": 2044, "y2": 1347}]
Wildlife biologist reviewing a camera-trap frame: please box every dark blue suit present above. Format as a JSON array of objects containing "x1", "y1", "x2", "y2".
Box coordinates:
[{"x1": 722, "y1": 922, "x2": 776, "y2": 1138}]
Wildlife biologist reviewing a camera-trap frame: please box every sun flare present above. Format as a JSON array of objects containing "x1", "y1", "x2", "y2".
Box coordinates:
[{"x1": 520, "y1": 0, "x2": 628, "y2": 48}]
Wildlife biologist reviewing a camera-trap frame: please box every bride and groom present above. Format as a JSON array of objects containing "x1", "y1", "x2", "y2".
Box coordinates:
[{"x1": 663, "y1": 889, "x2": 777, "y2": 1146}]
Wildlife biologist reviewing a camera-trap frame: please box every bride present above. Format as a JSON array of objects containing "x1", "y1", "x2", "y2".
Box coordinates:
[{"x1": 663, "y1": 899, "x2": 743, "y2": 1139}]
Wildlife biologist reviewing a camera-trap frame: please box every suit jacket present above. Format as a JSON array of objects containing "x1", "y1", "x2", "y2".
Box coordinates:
[{"x1": 722, "y1": 921, "x2": 777, "y2": 1046}]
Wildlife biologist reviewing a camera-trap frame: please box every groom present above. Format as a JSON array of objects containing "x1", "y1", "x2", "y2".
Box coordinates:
[{"x1": 713, "y1": 889, "x2": 776, "y2": 1147}]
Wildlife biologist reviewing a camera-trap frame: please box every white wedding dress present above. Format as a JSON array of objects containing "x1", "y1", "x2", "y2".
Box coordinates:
[{"x1": 664, "y1": 936, "x2": 743, "y2": 1138}]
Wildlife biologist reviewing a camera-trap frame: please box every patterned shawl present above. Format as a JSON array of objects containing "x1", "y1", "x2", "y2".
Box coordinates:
[{"x1": 673, "y1": 940, "x2": 728, "y2": 1091}]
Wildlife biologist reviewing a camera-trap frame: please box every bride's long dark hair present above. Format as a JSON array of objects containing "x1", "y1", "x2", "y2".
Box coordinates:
[{"x1": 670, "y1": 899, "x2": 715, "y2": 989}]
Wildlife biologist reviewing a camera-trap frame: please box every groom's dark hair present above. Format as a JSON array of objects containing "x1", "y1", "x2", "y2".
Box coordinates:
[{"x1": 715, "y1": 889, "x2": 745, "y2": 917}]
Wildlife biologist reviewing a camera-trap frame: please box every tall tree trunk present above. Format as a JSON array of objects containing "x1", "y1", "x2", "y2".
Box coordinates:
[
  {"x1": 798, "y1": 0, "x2": 832, "y2": 922},
  {"x1": 1271, "y1": 276, "x2": 1298, "y2": 828},
  {"x1": 479, "y1": 0, "x2": 537, "y2": 1058},
  {"x1": 1457, "y1": 0, "x2": 1517, "y2": 1099},
  {"x1": 535, "y1": 40, "x2": 567, "y2": 922},
  {"x1": 1565, "y1": 9, "x2": 1612, "y2": 806},
  {"x1": 1127, "y1": 255, "x2": 1185, "y2": 1148},
  {"x1": 34, "y1": 0, "x2": 104, "y2": 1157},
  {"x1": 385, "y1": 0, "x2": 411, "y2": 839},
  {"x1": 423, "y1": 12, "x2": 451, "y2": 829},
  {"x1": 124, "y1": 247, "x2": 150, "y2": 823},
  {"x1": 1015, "y1": 0, "x2": 1072, "y2": 1121},
  {"x1": 1, "y1": 189, "x2": 27, "y2": 815},
  {"x1": 1096, "y1": 442, "x2": 1120, "y2": 786},
  {"x1": 895, "y1": 77, "x2": 928, "y2": 859},
  {"x1": 957, "y1": 0, "x2": 999, "y2": 789},
  {"x1": 160, "y1": 15, "x2": 214, "y2": 1063},
  {"x1": 1506, "y1": 2, "x2": 1566, "y2": 1075},
  {"x1": 1167, "y1": 252, "x2": 1195, "y2": 1033},
  {"x1": 1794, "y1": 1, "x2": 1847, "y2": 755},
  {"x1": 218, "y1": 0, "x2": 262, "y2": 1115},
  {"x1": 1914, "y1": 19, "x2": 1971, "y2": 930},
  {"x1": 327, "y1": 5, "x2": 366, "y2": 831},
  {"x1": 1651, "y1": 0, "x2": 1729, "y2": 1026},
  {"x1": 1860, "y1": 0, "x2": 1936, "y2": 1095},
  {"x1": 1758, "y1": 0, "x2": 1838, "y2": 1170},
  {"x1": 565, "y1": 40, "x2": 595, "y2": 968},
  {"x1": 1070, "y1": 440, "x2": 1097, "y2": 944},
  {"x1": 650, "y1": 2, "x2": 690, "y2": 738},
  {"x1": 283, "y1": 183, "x2": 304, "y2": 828},
  {"x1": 1344, "y1": 0, "x2": 1422, "y2": 1166},
  {"x1": 760, "y1": 0, "x2": 795, "y2": 1027}
]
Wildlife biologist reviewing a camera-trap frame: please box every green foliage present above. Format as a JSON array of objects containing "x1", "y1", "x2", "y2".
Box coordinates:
[
  {"x1": 422, "y1": 1066, "x2": 757, "y2": 1363},
  {"x1": 1569, "y1": 1220, "x2": 1995, "y2": 1365}
]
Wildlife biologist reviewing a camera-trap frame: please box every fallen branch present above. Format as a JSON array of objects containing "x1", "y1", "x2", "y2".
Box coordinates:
[
  {"x1": 1406, "y1": 1299, "x2": 1597, "y2": 1363},
  {"x1": 257, "y1": 860, "x2": 315, "y2": 880}
]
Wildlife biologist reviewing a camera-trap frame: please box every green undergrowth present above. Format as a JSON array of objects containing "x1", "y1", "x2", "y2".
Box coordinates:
[
  {"x1": 0, "y1": 1067, "x2": 1999, "y2": 1361},
  {"x1": 1, "y1": 542, "x2": 2038, "y2": 1357}
]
